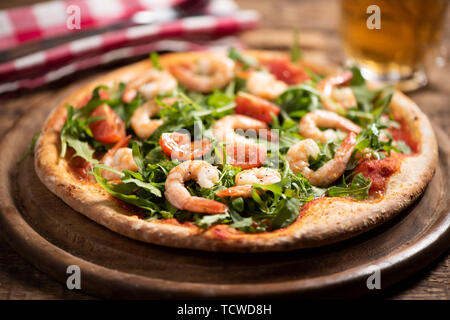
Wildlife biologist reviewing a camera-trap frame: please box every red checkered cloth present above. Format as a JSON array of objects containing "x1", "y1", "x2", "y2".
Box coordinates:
[{"x1": 0, "y1": 0, "x2": 259, "y2": 94}]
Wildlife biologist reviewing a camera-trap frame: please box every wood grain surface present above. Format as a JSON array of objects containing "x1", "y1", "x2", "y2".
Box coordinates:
[{"x1": 0, "y1": 0, "x2": 448, "y2": 299}]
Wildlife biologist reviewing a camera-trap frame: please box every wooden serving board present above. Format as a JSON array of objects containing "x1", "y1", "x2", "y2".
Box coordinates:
[{"x1": 0, "y1": 99, "x2": 449, "y2": 299}]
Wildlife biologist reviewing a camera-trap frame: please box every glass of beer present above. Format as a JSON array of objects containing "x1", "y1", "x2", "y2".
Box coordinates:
[{"x1": 340, "y1": 0, "x2": 447, "y2": 91}]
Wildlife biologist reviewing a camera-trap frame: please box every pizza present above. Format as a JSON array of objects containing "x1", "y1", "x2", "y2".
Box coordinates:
[{"x1": 34, "y1": 50, "x2": 438, "y2": 252}]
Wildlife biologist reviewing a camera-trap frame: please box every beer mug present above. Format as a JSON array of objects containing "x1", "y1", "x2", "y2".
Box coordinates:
[{"x1": 340, "y1": 0, "x2": 447, "y2": 91}]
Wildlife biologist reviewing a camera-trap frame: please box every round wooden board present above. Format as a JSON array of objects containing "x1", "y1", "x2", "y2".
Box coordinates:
[{"x1": 0, "y1": 101, "x2": 449, "y2": 299}]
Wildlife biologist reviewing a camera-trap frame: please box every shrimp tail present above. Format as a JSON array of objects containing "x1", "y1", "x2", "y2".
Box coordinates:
[
  {"x1": 184, "y1": 197, "x2": 228, "y2": 214},
  {"x1": 216, "y1": 185, "x2": 253, "y2": 198}
]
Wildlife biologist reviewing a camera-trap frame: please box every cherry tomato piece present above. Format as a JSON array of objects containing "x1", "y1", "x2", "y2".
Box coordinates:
[
  {"x1": 89, "y1": 104, "x2": 126, "y2": 144},
  {"x1": 235, "y1": 92, "x2": 280, "y2": 124},
  {"x1": 262, "y1": 58, "x2": 310, "y2": 85}
]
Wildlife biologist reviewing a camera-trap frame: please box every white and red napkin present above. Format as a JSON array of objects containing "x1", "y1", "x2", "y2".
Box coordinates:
[{"x1": 0, "y1": 0, "x2": 259, "y2": 94}]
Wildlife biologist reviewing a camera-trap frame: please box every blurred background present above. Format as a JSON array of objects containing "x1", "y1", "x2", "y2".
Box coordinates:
[
  {"x1": 0, "y1": 0, "x2": 448, "y2": 94},
  {"x1": 0, "y1": 0, "x2": 448, "y2": 300}
]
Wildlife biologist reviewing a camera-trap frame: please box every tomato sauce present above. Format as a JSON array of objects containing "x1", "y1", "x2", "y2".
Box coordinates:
[
  {"x1": 209, "y1": 225, "x2": 230, "y2": 239},
  {"x1": 65, "y1": 148, "x2": 94, "y2": 180},
  {"x1": 354, "y1": 155, "x2": 402, "y2": 196},
  {"x1": 351, "y1": 116, "x2": 418, "y2": 196},
  {"x1": 262, "y1": 58, "x2": 310, "y2": 85},
  {"x1": 297, "y1": 198, "x2": 321, "y2": 219},
  {"x1": 112, "y1": 197, "x2": 145, "y2": 217},
  {"x1": 388, "y1": 118, "x2": 419, "y2": 153}
]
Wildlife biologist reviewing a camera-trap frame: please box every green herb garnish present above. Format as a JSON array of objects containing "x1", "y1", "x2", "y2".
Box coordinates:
[
  {"x1": 150, "y1": 52, "x2": 162, "y2": 70},
  {"x1": 228, "y1": 47, "x2": 257, "y2": 70},
  {"x1": 327, "y1": 173, "x2": 372, "y2": 200},
  {"x1": 290, "y1": 28, "x2": 302, "y2": 62}
]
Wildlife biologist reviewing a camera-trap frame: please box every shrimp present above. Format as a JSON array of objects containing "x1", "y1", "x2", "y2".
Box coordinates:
[
  {"x1": 101, "y1": 136, "x2": 138, "y2": 181},
  {"x1": 223, "y1": 143, "x2": 268, "y2": 169},
  {"x1": 213, "y1": 115, "x2": 276, "y2": 168},
  {"x1": 122, "y1": 69, "x2": 177, "y2": 103},
  {"x1": 299, "y1": 110, "x2": 361, "y2": 143},
  {"x1": 169, "y1": 55, "x2": 234, "y2": 93},
  {"x1": 317, "y1": 70, "x2": 356, "y2": 112},
  {"x1": 164, "y1": 160, "x2": 227, "y2": 214},
  {"x1": 130, "y1": 97, "x2": 178, "y2": 139},
  {"x1": 213, "y1": 114, "x2": 276, "y2": 145},
  {"x1": 130, "y1": 101, "x2": 163, "y2": 140},
  {"x1": 246, "y1": 71, "x2": 288, "y2": 100},
  {"x1": 216, "y1": 167, "x2": 281, "y2": 198},
  {"x1": 286, "y1": 132, "x2": 357, "y2": 187}
]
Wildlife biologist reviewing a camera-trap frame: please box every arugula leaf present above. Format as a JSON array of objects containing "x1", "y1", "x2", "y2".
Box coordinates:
[
  {"x1": 232, "y1": 77, "x2": 247, "y2": 93},
  {"x1": 131, "y1": 142, "x2": 145, "y2": 175},
  {"x1": 230, "y1": 217, "x2": 253, "y2": 229},
  {"x1": 372, "y1": 90, "x2": 393, "y2": 120},
  {"x1": 349, "y1": 66, "x2": 366, "y2": 86},
  {"x1": 286, "y1": 171, "x2": 320, "y2": 203},
  {"x1": 218, "y1": 165, "x2": 241, "y2": 187},
  {"x1": 270, "y1": 197, "x2": 301, "y2": 230},
  {"x1": 355, "y1": 123, "x2": 388, "y2": 152},
  {"x1": 342, "y1": 88, "x2": 392, "y2": 130},
  {"x1": 213, "y1": 159, "x2": 321, "y2": 232},
  {"x1": 207, "y1": 90, "x2": 234, "y2": 109},
  {"x1": 228, "y1": 48, "x2": 257, "y2": 70},
  {"x1": 251, "y1": 188, "x2": 268, "y2": 212},
  {"x1": 276, "y1": 84, "x2": 321, "y2": 117},
  {"x1": 115, "y1": 94, "x2": 142, "y2": 127},
  {"x1": 94, "y1": 163, "x2": 123, "y2": 177},
  {"x1": 343, "y1": 108, "x2": 375, "y2": 127},
  {"x1": 351, "y1": 86, "x2": 381, "y2": 113},
  {"x1": 348, "y1": 67, "x2": 382, "y2": 113},
  {"x1": 150, "y1": 52, "x2": 162, "y2": 70},
  {"x1": 308, "y1": 140, "x2": 339, "y2": 171},
  {"x1": 94, "y1": 164, "x2": 162, "y2": 198},
  {"x1": 60, "y1": 104, "x2": 90, "y2": 157},
  {"x1": 195, "y1": 213, "x2": 231, "y2": 229},
  {"x1": 122, "y1": 177, "x2": 162, "y2": 198},
  {"x1": 395, "y1": 140, "x2": 412, "y2": 154},
  {"x1": 308, "y1": 153, "x2": 328, "y2": 171},
  {"x1": 227, "y1": 203, "x2": 253, "y2": 229},
  {"x1": 77, "y1": 86, "x2": 110, "y2": 118},
  {"x1": 151, "y1": 91, "x2": 234, "y2": 141},
  {"x1": 326, "y1": 173, "x2": 372, "y2": 200},
  {"x1": 79, "y1": 83, "x2": 142, "y2": 128},
  {"x1": 145, "y1": 146, "x2": 168, "y2": 163},
  {"x1": 92, "y1": 167, "x2": 160, "y2": 213},
  {"x1": 65, "y1": 136, "x2": 98, "y2": 163},
  {"x1": 253, "y1": 183, "x2": 283, "y2": 199},
  {"x1": 290, "y1": 28, "x2": 302, "y2": 62},
  {"x1": 231, "y1": 197, "x2": 245, "y2": 212}
]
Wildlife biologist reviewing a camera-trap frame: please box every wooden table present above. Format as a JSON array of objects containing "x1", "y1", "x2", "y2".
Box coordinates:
[{"x1": 0, "y1": 0, "x2": 448, "y2": 299}]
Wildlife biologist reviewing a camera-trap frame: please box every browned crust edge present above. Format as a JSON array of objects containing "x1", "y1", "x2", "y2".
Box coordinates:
[{"x1": 34, "y1": 51, "x2": 438, "y2": 252}]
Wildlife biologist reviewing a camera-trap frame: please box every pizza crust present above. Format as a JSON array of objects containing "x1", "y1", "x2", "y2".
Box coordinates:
[{"x1": 34, "y1": 51, "x2": 438, "y2": 252}]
